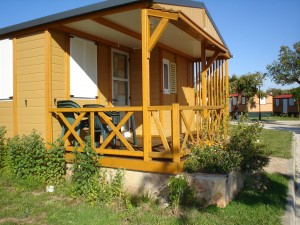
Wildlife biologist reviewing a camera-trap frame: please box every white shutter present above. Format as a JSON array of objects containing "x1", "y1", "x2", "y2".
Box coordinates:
[
  {"x1": 0, "y1": 39, "x2": 13, "y2": 99},
  {"x1": 70, "y1": 36, "x2": 97, "y2": 98},
  {"x1": 169, "y1": 62, "x2": 177, "y2": 94}
]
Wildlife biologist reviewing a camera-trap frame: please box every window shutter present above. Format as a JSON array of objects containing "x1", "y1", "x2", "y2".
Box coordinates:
[
  {"x1": 0, "y1": 38, "x2": 13, "y2": 99},
  {"x1": 169, "y1": 62, "x2": 177, "y2": 94},
  {"x1": 70, "y1": 36, "x2": 97, "y2": 98}
]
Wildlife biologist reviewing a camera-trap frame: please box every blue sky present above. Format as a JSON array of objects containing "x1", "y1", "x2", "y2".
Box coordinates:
[{"x1": 1, "y1": 0, "x2": 299, "y2": 91}]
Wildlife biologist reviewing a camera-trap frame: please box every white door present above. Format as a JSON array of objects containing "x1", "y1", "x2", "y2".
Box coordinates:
[
  {"x1": 283, "y1": 99, "x2": 288, "y2": 114},
  {"x1": 112, "y1": 49, "x2": 130, "y2": 131}
]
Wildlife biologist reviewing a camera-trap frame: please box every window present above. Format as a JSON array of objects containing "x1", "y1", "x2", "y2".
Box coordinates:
[
  {"x1": 260, "y1": 97, "x2": 266, "y2": 104},
  {"x1": 163, "y1": 59, "x2": 177, "y2": 94},
  {"x1": 289, "y1": 98, "x2": 294, "y2": 106},
  {"x1": 163, "y1": 59, "x2": 170, "y2": 94},
  {"x1": 70, "y1": 36, "x2": 97, "y2": 98},
  {"x1": 232, "y1": 97, "x2": 237, "y2": 105},
  {"x1": 0, "y1": 38, "x2": 13, "y2": 100},
  {"x1": 275, "y1": 99, "x2": 279, "y2": 106},
  {"x1": 241, "y1": 97, "x2": 246, "y2": 105}
]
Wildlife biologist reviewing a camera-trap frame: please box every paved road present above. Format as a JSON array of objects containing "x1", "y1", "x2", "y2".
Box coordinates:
[{"x1": 260, "y1": 120, "x2": 300, "y2": 225}]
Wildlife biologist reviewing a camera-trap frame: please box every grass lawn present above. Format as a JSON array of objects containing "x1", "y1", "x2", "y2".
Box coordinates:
[
  {"x1": 260, "y1": 128, "x2": 293, "y2": 158},
  {"x1": 0, "y1": 173, "x2": 288, "y2": 225}
]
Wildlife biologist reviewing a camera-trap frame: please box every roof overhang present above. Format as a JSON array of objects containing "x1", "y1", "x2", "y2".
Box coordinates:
[{"x1": 0, "y1": 0, "x2": 231, "y2": 59}]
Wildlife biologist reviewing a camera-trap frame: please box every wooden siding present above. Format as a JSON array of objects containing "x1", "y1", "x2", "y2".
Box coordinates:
[
  {"x1": 16, "y1": 32, "x2": 47, "y2": 136},
  {"x1": 51, "y1": 30, "x2": 67, "y2": 139},
  {"x1": 156, "y1": 4, "x2": 223, "y2": 44},
  {"x1": 0, "y1": 101, "x2": 14, "y2": 137}
]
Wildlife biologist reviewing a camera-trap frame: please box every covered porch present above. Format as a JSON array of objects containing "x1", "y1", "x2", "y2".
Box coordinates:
[{"x1": 46, "y1": 3, "x2": 230, "y2": 174}]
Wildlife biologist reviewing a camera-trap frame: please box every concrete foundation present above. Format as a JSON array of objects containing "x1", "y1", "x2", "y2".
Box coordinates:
[{"x1": 107, "y1": 168, "x2": 244, "y2": 208}]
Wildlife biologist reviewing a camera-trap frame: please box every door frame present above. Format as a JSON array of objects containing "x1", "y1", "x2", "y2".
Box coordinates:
[{"x1": 111, "y1": 48, "x2": 130, "y2": 106}]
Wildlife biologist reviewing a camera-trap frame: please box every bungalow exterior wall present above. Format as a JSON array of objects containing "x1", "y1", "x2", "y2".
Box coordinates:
[{"x1": 0, "y1": 29, "x2": 194, "y2": 140}]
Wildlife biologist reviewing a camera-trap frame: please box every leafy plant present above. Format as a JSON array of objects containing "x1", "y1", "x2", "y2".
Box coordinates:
[
  {"x1": 0, "y1": 126, "x2": 6, "y2": 170},
  {"x1": 184, "y1": 140, "x2": 241, "y2": 174},
  {"x1": 71, "y1": 137, "x2": 102, "y2": 203},
  {"x1": 45, "y1": 138, "x2": 66, "y2": 185},
  {"x1": 228, "y1": 116, "x2": 270, "y2": 173},
  {"x1": 6, "y1": 130, "x2": 46, "y2": 182},
  {"x1": 168, "y1": 175, "x2": 195, "y2": 210}
]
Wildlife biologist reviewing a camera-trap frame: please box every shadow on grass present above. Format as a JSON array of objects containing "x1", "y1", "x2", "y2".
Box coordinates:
[
  {"x1": 175, "y1": 173, "x2": 288, "y2": 225},
  {"x1": 235, "y1": 173, "x2": 287, "y2": 207}
]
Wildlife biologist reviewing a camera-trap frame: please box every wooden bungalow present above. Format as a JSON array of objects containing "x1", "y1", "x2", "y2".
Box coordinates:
[
  {"x1": 0, "y1": 0, "x2": 231, "y2": 174},
  {"x1": 273, "y1": 94, "x2": 300, "y2": 117},
  {"x1": 229, "y1": 93, "x2": 273, "y2": 117}
]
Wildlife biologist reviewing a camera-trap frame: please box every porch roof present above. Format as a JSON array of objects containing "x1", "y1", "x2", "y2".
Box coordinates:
[{"x1": 0, "y1": 0, "x2": 231, "y2": 59}]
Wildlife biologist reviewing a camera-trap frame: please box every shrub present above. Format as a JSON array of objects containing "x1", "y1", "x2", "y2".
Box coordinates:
[
  {"x1": 168, "y1": 175, "x2": 195, "y2": 209},
  {"x1": 228, "y1": 117, "x2": 270, "y2": 173},
  {"x1": 0, "y1": 126, "x2": 6, "y2": 170},
  {"x1": 46, "y1": 138, "x2": 66, "y2": 185},
  {"x1": 6, "y1": 130, "x2": 46, "y2": 182},
  {"x1": 71, "y1": 137, "x2": 102, "y2": 203},
  {"x1": 184, "y1": 140, "x2": 241, "y2": 174}
]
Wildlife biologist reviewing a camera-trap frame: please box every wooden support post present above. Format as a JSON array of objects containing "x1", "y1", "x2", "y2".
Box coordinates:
[
  {"x1": 172, "y1": 103, "x2": 180, "y2": 163},
  {"x1": 141, "y1": 9, "x2": 151, "y2": 161},
  {"x1": 45, "y1": 30, "x2": 53, "y2": 146},
  {"x1": 225, "y1": 60, "x2": 229, "y2": 137},
  {"x1": 13, "y1": 37, "x2": 18, "y2": 136},
  {"x1": 201, "y1": 43, "x2": 208, "y2": 133}
]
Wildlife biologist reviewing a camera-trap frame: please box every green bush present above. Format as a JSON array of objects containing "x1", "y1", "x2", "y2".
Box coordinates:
[
  {"x1": 46, "y1": 138, "x2": 66, "y2": 185},
  {"x1": 184, "y1": 141, "x2": 241, "y2": 174},
  {"x1": 6, "y1": 130, "x2": 46, "y2": 181},
  {"x1": 0, "y1": 126, "x2": 6, "y2": 170},
  {"x1": 168, "y1": 175, "x2": 195, "y2": 209},
  {"x1": 228, "y1": 118, "x2": 270, "y2": 173},
  {"x1": 71, "y1": 137, "x2": 102, "y2": 203}
]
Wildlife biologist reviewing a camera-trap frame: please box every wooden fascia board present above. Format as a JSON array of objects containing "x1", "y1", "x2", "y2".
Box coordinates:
[
  {"x1": 53, "y1": 25, "x2": 132, "y2": 52},
  {"x1": 147, "y1": 9, "x2": 179, "y2": 21},
  {"x1": 175, "y1": 12, "x2": 229, "y2": 56},
  {"x1": 92, "y1": 17, "x2": 141, "y2": 40}
]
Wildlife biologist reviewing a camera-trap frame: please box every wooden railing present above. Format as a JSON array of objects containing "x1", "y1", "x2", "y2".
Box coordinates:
[{"x1": 49, "y1": 104, "x2": 226, "y2": 163}]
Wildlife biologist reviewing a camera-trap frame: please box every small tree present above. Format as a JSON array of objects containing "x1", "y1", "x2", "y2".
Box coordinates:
[
  {"x1": 230, "y1": 72, "x2": 265, "y2": 110},
  {"x1": 266, "y1": 41, "x2": 300, "y2": 85},
  {"x1": 290, "y1": 87, "x2": 300, "y2": 118}
]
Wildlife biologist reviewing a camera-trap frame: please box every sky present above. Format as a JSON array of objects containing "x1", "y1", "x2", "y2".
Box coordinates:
[{"x1": 0, "y1": 0, "x2": 299, "y2": 91}]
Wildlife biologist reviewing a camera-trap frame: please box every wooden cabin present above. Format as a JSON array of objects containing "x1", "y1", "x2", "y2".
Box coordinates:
[
  {"x1": 229, "y1": 93, "x2": 273, "y2": 118},
  {"x1": 0, "y1": 0, "x2": 231, "y2": 174},
  {"x1": 273, "y1": 94, "x2": 300, "y2": 117}
]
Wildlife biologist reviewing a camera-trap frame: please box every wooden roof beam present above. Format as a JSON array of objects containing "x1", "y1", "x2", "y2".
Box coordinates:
[
  {"x1": 92, "y1": 17, "x2": 141, "y2": 40},
  {"x1": 54, "y1": 25, "x2": 132, "y2": 52}
]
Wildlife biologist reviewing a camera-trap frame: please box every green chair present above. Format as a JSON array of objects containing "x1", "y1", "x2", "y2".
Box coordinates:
[{"x1": 57, "y1": 100, "x2": 82, "y2": 145}]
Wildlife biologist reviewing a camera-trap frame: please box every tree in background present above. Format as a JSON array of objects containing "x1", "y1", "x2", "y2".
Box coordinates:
[
  {"x1": 290, "y1": 87, "x2": 300, "y2": 118},
  {"x1": 265, "y1": 88, "x2": 289, "y2": 97},
  {"x1": 266, "y1": 41, "x2": 300, "y2": 85},
  {"x1": 229, "y1": 72, "x2": 265, "y2": 112}
]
